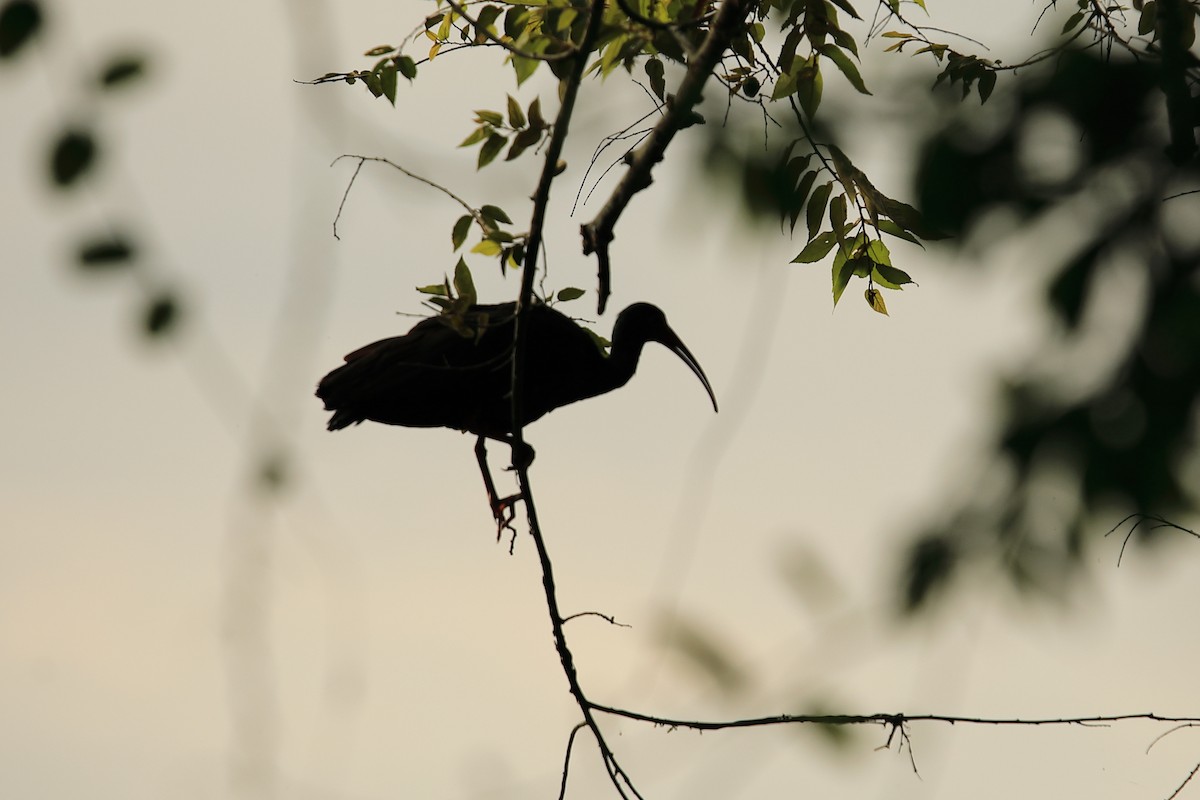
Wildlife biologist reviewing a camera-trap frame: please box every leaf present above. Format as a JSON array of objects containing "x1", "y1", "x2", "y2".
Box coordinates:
[
  {"x1": 807, "y1": 182, "x2": 833, "y2": 240},
  {"x1": 474, "y1": 109, "x2": 504, "y2": 126},
  {"x1": 78, "y1": 236, "x2": 135, "y2": 270},
  {"x1": 866, "y1": 238, "x2": 892, "y2": 267},
  {"x1": 397, "y1": 55, "x2": 417, "y2": 81},
  {"x1": 829, "y1": 193, "x2": 847, "y2": 234},
  {"x1": 865, "y1": 287, "x2": 889, "y2": 315},
  {"x1": 879, "y1": 195, "x2": 948, "y2": 240},
  {"x1": 143, "y1": 293, "x2": 180, "y2": 338},
  {"x1": 474, "y1": 4, "x2": 502, "y2": 39},
  {"x1": 480, "y1": 204, "x2": 512, "y2": 224},
  {"x1": 875, "y1": 218, "x2": 922, "y2": 246},
  {"x1": 791, "y1": 231, "x2": 837, "y2": 263},
  {"x1": 527, "y1": 96, "x2": 546, "y2": 129},
  {"x1": 379, "y1": 62, "x2": 398, "y2": 105},
  {"x1": 770, "y1": 70, "x2": 797, "y2": 101},
  {"x1": 1138, "y1": 1, "x2": 1157, "y2": 35},
  {"x1": 871, "y1": 263, "x2": 914, "y2": 289},
  {"x1": 478, "y1": 133, "x2": 507, "y2": 168},
  {"x1": 832, "y1": 256, "x2": 855, "y2": 306},
  {"x1": 459, "y1": 126, "x2": 489, "y2": 148},
  {"x1": 789, "y1": 170, "x2": 818, "y2": 232},
  {"x1": 818, "y1": 44, "x2": 871, "y2": 95},
  {"x1": 512, "y1": 54, "x2": 539, "y2": 85},
  {"x1": 451, "y1": 214, "x2": 473, "y2": 250},
  {"x1": 645, "y1": 57, "x2": 666, "y2": 101},
  {"x1": 417, "y1": 282, "x2": 449, "y2": 296},
  {"x1": 977, "y1": 70, "x2": 997, "y2": 104},
  {"x1": 50, "y1": 129, "x2": 96, "y2": 187},
  {"x1": 828, "y1": 0, "x2": 860, "y2": 19},
  {"x1": 471, "y1": 238, "x2": 502, "y2": 256},
  {"x1": 506, "y1": 126, "x2": 541, "y2": 160},
  {"x1": 796, "y1": 62, "x2": 823, "y2": 119},
  {"x1": 98, "y1": 55, "x2": 145, "y2": 89},
  {"x1": 453, "y1": 257, "x2": 476, "y2": 305},
  {"x1": 556, "y1": 287, "x2": 585, "y2": 302},
  {"x1": 506, "y1": 94, "x2": 526, "y2": 128},
  {"x1": 0, "y1": 0, "x2": 41, "y2": 58},
  {"x1": 1061, "y1": 10, "x2": 1084, "y2": 34}
]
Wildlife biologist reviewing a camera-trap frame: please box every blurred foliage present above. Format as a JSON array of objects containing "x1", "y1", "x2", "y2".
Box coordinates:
[{"x1": 902, "y1": 41, "x2": 1200, "y2": 611}]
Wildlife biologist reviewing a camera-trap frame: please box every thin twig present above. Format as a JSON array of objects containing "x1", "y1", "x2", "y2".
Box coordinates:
[{"x1": 580, "y1": 0, "x2": 756, "y2": 314}]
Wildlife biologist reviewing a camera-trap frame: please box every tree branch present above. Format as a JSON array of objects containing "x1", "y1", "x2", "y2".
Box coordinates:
[{"x1": 580, "y1": 0, "x2": 755, "y2": 314}]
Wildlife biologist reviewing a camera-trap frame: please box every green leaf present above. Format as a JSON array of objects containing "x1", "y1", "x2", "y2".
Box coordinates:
[
  {"x1": 807, "y1": 182, "x2": 833, "y2": 241},
  {"x1": 789, "y1": 170, "x2": 818, "y2": 232},
  {"x1": 832, "y1": 256, "x2": 855, "y2": 306},
  {"x1": 459, "y1": 126, "x2": 489, "y2": 148},
  {"x1": 865, "y1": 287, "x2": 888, "y2": 315},
  {"x1": 480, "y1": 204, "x2": 512, "y2": 224},
  {"x1": 796, "y1": 62, "x2": 822, "y2": 119},
  {"x1": 829, "y1": 193, "x2": 847, "y2": 234},
  {"x1": 474, "y1": 4, "x2": 502, "y2": 39},
  {"x1": 379, "y1": 63, "x2": 398, "y2": 105},
  {"x1": 506, "y1": 126, "x2": 541, "y2": 160},
  {"x1": 364, "y1": 45, "x2": 395, "y2": 56},
  {"x1": 506, "y1": 94, "x2": 526, "y2": 128},
  {"x1": 417, "y1": 282, "x2": 449, "y2": 296},
  {"x1": 866, "y1": 238, "x2": 892, "y2": 267},
  {"x1": 397, "y1": 55, "x2": 417, "y2": 81},
  {"x1": 527, "y1": 96, "x2": 546, "y2": 129},
  {"x1": 1061, "y1": 10, "x2": 1084, "y2": 34},
  {"x1": 818, "y1": 44, "x2": 871, "y2": 95},
  {"x1": 453, "y1": 257, "x2": 476, "y2": 304},
  {"x1": 645, "y1": 57, "x2": 666, "y2": 101},
  {"x1": 98, "y1": 56, "x2": 145, "y2": 89},
  {"x1": 828, "y1": 0, "x2": 860, "y2": 20},
  {"x1": 791, "y1": 231, "x2": 837, "y2": 263},
  {"x1": 875, "y1": 218, "x2": 922, "y2": 246},
  {"x1": 0, "y1": 0, "x2": 41, "y2": 58},
  {"x1": 451, "y1": 214, "x2": 473, "y2": 250},
  {"x1": 478, "y1": 133, "x2": 507, "y2": 168},
  {"x1": 144, "y1": 293, "x2": 180, "y2": 338},
  {"x1": 474, "y1": 109, "x2": 504, "y2": 127},
  {"x1": 871, "y1": 263, "x2": 914, "y2": 289},
  {"x1": 471, "y1": 238, "x2": 502, "y2": 256},
  {"x1": 50, "y1": 129, "x2": 96, "y2": 187},
  {"x1": 771, "y1": 70, "x2": 797, "y2": 101},
  {"x1": 78, "y1": 236, "x2": 135, "y2": 270},
  {"x1": 879, "y1": 196, "x2": 948, "y2": 240},
  {"x1": 512, "y1": 54, "x2": 539, "y2": 85},
  {"x1": 556, "y1": 287, "x2": 585, "y2": 302}
]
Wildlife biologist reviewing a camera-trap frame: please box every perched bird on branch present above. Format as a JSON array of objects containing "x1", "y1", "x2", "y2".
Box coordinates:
[{"x1": 317, "y1": 301, "x2": 718, "y2": 523}]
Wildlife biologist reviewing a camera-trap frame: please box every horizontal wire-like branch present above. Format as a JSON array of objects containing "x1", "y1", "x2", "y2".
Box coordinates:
[{"x1": 591, "y1": 704, "x2": 1200, "y2": 732}]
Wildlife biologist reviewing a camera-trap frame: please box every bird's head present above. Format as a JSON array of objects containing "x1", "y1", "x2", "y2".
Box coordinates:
[{"x1": 614, "y1": 303, "x2": 719, "y2": 413}]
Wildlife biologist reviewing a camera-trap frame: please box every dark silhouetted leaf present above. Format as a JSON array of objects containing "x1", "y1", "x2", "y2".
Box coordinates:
[
  {"x1": 0, "y1": 0, "x2": 40, "y2": 59},
  {"x1": 78, "y1": 236, "x2": 135, "y2": 269},
  {"x1": 451, "y1": 214, "x2": 472, "y2": 251},
  {"x1": 903, "y1": 534, "x2": 957, "y2": 612},
  {"x1": 143, "y1": 293, "x2": 180, "y2": 338},
  {"x1": 556, "y1": 286, "x2": 585, "y2": 302},
  {"x1": 479, "y1": 204, "x2": 512, "y2": 224},
  {"x1": 98, "y1": 55, "x2": 145, "y2": 88},
  {"x1": 645, "y1": 57, "x2": 665, "y2": 101},
  {"x1": 50, "y1": 129, "x2": 96, "y2": 187}
]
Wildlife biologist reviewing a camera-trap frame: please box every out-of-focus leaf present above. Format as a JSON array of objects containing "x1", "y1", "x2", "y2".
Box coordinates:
[
  {"x1": 98, "y1": 55, "x2": 145, "y2": 88},
  {"x1": 78, "y1": 236, "x2": 135, "y2": 269},
  {"x1": 478, "y1": 133, "x2": 507, "y2": 168},
  {"x1": 50, "y1": 129, "x2": 96, "y2": 187},
  {"x1": 0, "y1": 0, "x2": 41, "y2": 59},
  {"x1": 143, "y1": 293, "x2": 180, "y2": 338},
  {"x1": 451, "y1": 214, "x2": 473, "y2": 251}
]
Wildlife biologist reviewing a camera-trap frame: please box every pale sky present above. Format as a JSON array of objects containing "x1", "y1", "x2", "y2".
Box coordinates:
[{"x1": 2, "y1": 2, "x2": 1198, "y2": 799}]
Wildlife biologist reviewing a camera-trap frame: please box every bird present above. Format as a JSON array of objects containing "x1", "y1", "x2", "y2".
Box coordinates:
[{"x1": 317, "y1": 300, "x2": 718, "y2": 523}]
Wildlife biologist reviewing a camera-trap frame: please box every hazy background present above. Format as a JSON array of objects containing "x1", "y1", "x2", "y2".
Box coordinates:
[{"x1": 2, "y1": 1, "x2": 1198, "y2": 798}]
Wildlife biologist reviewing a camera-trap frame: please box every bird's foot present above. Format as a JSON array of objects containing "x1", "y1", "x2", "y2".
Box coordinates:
[{"x1": 491, "y1": 492, "x2": 523, "y2": 552}]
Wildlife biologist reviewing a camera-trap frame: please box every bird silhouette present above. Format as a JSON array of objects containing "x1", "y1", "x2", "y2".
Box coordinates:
[{"x1": 317, "y1": 301, "x2": 718, "y2": 523}]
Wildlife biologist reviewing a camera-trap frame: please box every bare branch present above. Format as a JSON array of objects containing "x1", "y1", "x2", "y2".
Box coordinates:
[{"x1": 580, "y1": 0, "x2": 756, "y2": 314}]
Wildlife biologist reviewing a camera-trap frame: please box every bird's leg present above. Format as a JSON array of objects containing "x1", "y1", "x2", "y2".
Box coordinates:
[{"x1": 475, "y1": 435, "x2": 522, "y2": 537}]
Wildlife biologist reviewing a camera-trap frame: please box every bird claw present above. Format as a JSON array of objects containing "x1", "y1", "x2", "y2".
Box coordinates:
[{"x1": 491, "y1": 492, "x2": 523, "y2": 550}]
